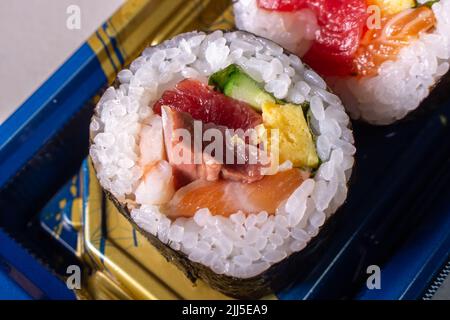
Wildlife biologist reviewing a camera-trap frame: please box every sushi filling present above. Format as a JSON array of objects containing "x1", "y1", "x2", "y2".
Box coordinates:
[
  {"x1": 141, "y1": 66, "x2": 318, "y2": 218},
  {"x1": 248, "y1": 0, "x2": 439, "y2": 77},
  {"x1": 90, "y1": 31, "x2": 355, "y2": 278}
]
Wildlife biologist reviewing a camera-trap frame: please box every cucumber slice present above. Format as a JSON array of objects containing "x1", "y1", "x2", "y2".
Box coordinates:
[
  {"x1": 223, "y1": 73, "x2": 275, "y2": 111},
  {"x1": 208, "y1": 64, "x2": 240, "y2": 91},
  {"x1": 209, "y1": 64, "x2": 275, "y2": 111}
]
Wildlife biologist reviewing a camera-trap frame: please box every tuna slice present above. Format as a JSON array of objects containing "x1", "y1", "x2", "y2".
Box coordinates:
[
  {"x1": 161, "y1": 106, "x2": 268, "y2": 187},
  {"x1": 162, "y1": 169, "x2": 309, "y2": 218},
  {"x1": 257, "y1": 0, "x2": 368, "y2": 76},
  {"x1": 153, "y1": 79, "x2": 262, "y2": 130}
]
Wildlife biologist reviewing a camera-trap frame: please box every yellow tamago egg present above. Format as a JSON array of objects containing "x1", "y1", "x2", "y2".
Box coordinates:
[{"x1": 261, "y1": 101, "x2": 319, "y2": 169}]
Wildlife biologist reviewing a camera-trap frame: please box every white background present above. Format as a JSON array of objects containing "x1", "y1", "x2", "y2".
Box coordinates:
[{"x1": 0, "y1": 0, "x2": 124, "y2": 124}]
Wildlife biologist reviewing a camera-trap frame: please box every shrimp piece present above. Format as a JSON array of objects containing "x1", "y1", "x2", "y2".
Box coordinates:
[
  {"x1": 139, "y1": 114, "x2": 166, "y2": 167},
  {"x1": 135, "y1": 160, "x2": 175, "y2": 205}
]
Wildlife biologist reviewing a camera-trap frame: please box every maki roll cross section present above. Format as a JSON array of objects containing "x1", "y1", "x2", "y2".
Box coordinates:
[{"x1": 90, "y1": 31, "x2": 356, "y2": 298}]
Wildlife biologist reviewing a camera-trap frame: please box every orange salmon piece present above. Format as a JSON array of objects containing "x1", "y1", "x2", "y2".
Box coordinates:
[
  {"x1": 162, "y1": 169, "x2": 309, "y2": 218},
  {"x1": 354, "y1": 6, "x2": 436, "y2": 77}
]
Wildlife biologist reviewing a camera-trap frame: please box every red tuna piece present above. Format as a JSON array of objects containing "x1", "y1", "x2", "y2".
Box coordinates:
[
  {"x1": 257, "y1": 0, "x2": 368, "y2": 76},
  {"x1": 257, "y1": 0, "x2": 309, "y2": 11},
  {"x1": 153, "y1": 79, "x2": 262, "y2": 131}
]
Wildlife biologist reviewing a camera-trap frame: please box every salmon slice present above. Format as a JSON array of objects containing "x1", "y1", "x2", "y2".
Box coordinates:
[
  {"x1": 162, "y1": 169, "x2": 309, "y2": 218},
  {"x1": 354, "y1": 6, "x2": 436, "y2": 77}
]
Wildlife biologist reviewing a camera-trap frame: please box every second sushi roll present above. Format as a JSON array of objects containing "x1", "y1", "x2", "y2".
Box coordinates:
[
  {"x1": 89, "y1": 30, "x2": 355, "y2": 298},
  {"x1": 235, "y1": 0, "x2": 450, "y2": 124}
]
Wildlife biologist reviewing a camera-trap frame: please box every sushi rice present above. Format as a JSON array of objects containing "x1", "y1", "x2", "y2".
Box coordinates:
[
  {"x1": 234, "y1": 0, "x2": 450, "y2": 125},
  {"x1": 89, "y1": 31, "x2": 355, "y2": 279}
]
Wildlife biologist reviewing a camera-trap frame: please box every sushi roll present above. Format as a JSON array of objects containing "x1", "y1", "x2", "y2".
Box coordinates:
[
  {"x1": 234, "y1": 0, "x2": 450, "y2": 124},
  {"x1": 89, "y1": 30, "x2": 355, "y2": 298}
]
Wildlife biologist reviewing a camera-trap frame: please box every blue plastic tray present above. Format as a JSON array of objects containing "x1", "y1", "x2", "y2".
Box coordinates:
[{"x1": 1, "y1": 1, "x2": 449, "y2": 299}]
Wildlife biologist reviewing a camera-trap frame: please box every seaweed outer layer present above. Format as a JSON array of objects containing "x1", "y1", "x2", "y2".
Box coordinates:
[
  {"x1": 89, "y1": 30, "x2": 354, "y2": 299},
  {"x1": 104, "y1": 187, "x2": 339, "y2": 299}
]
